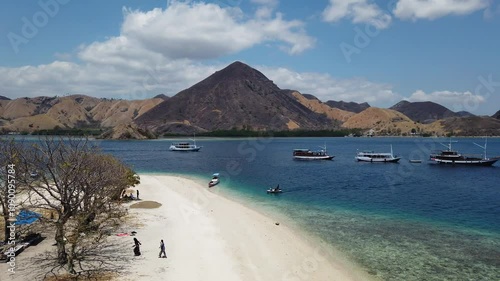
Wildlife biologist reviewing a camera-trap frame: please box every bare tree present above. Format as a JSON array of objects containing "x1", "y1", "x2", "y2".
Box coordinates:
[{"x1": 18, "y1": 137, "x2": 139, "y2": 276}]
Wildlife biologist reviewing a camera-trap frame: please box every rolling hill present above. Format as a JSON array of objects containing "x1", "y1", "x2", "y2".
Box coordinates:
[
  {"x1": 342, "y1": 107, "x2": 446, "y2": 135},
  {"x1": 0, "y1": 95, "x2": 163, "y2": 133}
]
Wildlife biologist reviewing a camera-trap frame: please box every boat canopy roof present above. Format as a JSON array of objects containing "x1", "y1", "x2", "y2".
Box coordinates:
[
  {"x1": 440, "y1": 150, "x2": 459, "y2": 155},
  {"x1": 212, "y1": 173, "x2": 220, "y2": 176},
  {"x1": 293, "y1": 149, "x2": 310, "y2": 152}
]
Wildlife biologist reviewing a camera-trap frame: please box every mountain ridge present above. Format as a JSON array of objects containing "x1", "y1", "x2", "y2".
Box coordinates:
[
  {"x1": 325, "y1": 100, "x2": 370, "y2": 113},
  {"x1": 1, "y1": 62, "x2": 499, "y2": 137}
]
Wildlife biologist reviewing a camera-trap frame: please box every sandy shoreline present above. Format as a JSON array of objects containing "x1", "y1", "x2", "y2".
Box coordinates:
[
  {"x1": 0, "y1": 174, "x2": 372, "y2": 281},
  {"x1": 119, "y1": 174, "x2": 372, "y2": 281}
]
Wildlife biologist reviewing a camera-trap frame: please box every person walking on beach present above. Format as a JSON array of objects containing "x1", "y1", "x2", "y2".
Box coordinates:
[
  {"x1": 159, "y1": 239, "x2": 167, "y2": 258},
  {"x1": 136, "y1": 189, "x2": 140, "y2": 200},
  {"x1": 133, "y1": 238, "x2": 142, "y2": 256}
]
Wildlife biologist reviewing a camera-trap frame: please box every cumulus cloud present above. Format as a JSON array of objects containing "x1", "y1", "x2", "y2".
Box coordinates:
[
  {"x1": 393, "y1": 0, "x2": 490, "y2": 20},
  {"x1": 322, "y1": 0, "x2": 392, "y2": 29},
  {"x1": 0, "y1": 60, "x2": 220, "y2": 100},
  {"x1": 0, "y1": 1, "x2": 316, "y2": 100},
  {"x1": 259, "y1": 66, "x2": 402, "y2": 106},
  {"x1": 407, "y1": 90, "x2": 486, "y2": 112},
  {"x1": 116, "y1": 2, "x2": 314, "y2": 59}
]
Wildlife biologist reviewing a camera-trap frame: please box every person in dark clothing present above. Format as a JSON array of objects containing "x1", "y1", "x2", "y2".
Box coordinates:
[
  {"x1": 133, "y1": 238, "x2": 142, "y2": 256},
  {"x1": 159, "y1": 239, "x2": 167, "y2": 258},
  {"x1": 136, "y1": 190, "x2": 140, "y2": 200}
]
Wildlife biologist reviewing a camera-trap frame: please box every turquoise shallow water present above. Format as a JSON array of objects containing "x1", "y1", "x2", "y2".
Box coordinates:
[{"x1": 101, "y1": 137, "x2": 500, "y2": 281}]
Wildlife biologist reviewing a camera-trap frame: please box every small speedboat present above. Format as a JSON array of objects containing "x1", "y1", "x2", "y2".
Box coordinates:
[
  {"x1": 208, "y1": 173, "x2": 219, "y2": 187},
  {"x1": 267, "y1": 185, "x2": 282, "y2": 194}
]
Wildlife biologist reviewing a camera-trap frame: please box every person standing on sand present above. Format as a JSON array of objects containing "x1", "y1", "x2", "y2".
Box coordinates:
[
  {"x1": 136, "y1": 189, "x2": 140, "y2": 200},
  {"x1": 159, "y1": 239, "x2": 167, "y2": 258},
  {"x1": 133, "y1": 238, "x2": 142, "y2": 256}
]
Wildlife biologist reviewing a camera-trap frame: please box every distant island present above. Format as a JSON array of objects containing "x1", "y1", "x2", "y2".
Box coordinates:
[{"x1": 1, "y1": 62, "x2": 499, "y2": 139}]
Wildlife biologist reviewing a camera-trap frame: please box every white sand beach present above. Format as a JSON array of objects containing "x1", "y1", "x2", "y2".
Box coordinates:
[
  {"x1": 0, "y1": 174, "x2": 372, "y2": 281},
  {"x1": 118, "y1": 174, "x2": 371, "y2": 281}
]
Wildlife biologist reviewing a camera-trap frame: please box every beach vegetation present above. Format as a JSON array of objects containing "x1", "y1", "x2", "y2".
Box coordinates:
[{"x1": 0, "y1": 136, "x2": 138, "y2": 278}]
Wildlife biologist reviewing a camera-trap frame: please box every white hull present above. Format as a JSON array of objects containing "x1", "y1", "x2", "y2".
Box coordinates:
[
  {"x1": 293, "y1": 155, "x2": 334, "y2": 160},
  {"x1": 169, "y1": 146, "x2": 201, "y2": 151},
  {"x1": 356, "y1": 156, "x2": 401, "y2": 163},
  {"x1": 170, "y1": 146, "x2": 201, "y2": 151},
  {"x1": 208, "y1": 179, "x2": 219, "y2": 187},
  {"x1": 430, "y1": 158, "x2": 498, "y2": 166}
]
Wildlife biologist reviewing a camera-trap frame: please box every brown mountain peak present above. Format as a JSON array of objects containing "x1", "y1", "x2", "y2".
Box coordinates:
[{"x1": 135, "y1": 62, "x2": 336, "y2": 133}]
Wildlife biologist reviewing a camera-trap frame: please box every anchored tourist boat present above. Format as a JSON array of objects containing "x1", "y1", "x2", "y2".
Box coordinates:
[
  {"x1": 208, "y1": 173, "x2": 220, "y2": 187},
  {"x1": 169, "y1": 135, "x2": 202, "y2": 151},
  {"x1": 429, "y1": 139, "x2": 499, "y2": 166},
  {"x1": 356, "y1": 145, "x2": 401, "y2": 163},
  {"x1": 293, "y1": 145, "x2": 334, "y2": 160}
]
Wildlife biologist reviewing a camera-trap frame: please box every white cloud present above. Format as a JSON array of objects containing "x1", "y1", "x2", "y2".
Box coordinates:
[
  {"x1": 393, "y1": 0, "x2": 490, "y2": 20},
  {"x1": 115, "y1": 2, "x2": 314, "y2": 59},
  {"x1": 0, "y1": 60, "x2": 220, "y2": 100},
  {"x1": 259, "y1": 66, "x2": 401, "y2": 106},
  {"x1": 322, "y1": 0, "x2": 392, "y2": 29},
  {"x1": 0, "y1": 1, "x2": 316, "y2": 100},
  {"x1": 407, "y1": 90, "x2": 486, "y2": 112}
]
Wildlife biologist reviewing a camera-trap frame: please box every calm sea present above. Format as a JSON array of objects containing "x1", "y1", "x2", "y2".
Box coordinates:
[{"x1": 88, "y1": 137, "x2": 500, "y2": 280}]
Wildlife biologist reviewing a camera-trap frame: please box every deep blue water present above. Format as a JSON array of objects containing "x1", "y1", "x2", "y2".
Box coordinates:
[{"x1": 99, "y1": 137, "x2": 500, "y2": 281}]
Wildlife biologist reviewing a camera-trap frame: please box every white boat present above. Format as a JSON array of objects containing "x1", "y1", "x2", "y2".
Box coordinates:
[
  {"x1": 293, "y1": 145, "x2": 334, "y2": 160},
  {"x1": 356, "y1": 145, "x2": 401, "y2": 163},
  {"x1": 169, "y1": 134, "x2": 202, "y2": 151},
  {"x1": 208, "y1": 173, "x2": 219, "y2": 187}
]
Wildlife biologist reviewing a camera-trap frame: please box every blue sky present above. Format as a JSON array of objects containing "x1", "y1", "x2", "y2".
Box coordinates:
[{"x1": 1, "y1": 0, "x2": 499, "y2": 115}]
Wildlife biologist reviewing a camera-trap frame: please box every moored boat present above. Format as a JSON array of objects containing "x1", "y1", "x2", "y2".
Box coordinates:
[
  {"x1": 429, "y1": 139, "x2": 499, "y2": 166},
  {"x1": 356, "y1": 145, "x2": 400, "y2": 163},
  {"x1": 169, "y1": 134, "x2": 202, "y2": 151},
  {"x1": 208, "y1": 173, "x2": 220, "y2": 187},
  {"x1": 293, "y1": 145, "x2": 334, "y2": 160}
]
